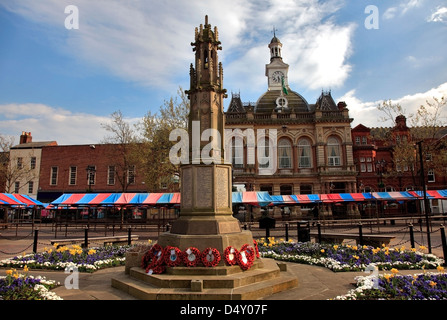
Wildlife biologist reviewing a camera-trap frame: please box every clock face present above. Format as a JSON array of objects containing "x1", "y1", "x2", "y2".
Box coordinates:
[{"x1": 272, "y1": 71, "x2": 284, "y2": 83}]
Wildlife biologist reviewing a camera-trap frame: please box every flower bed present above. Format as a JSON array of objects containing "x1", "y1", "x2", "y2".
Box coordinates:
[
  {"x1": 0, "y1": 267, "x2": 62, "y2": 300},
  {"x1": 257, "y1": 237, "x2": 444, "y2": 272},
  {"x1": 335, "y1": 266, "x2": 447, "y2": 300},
  {"x1": 0, "y1": 244, "x2": 130, "y2": 273}
]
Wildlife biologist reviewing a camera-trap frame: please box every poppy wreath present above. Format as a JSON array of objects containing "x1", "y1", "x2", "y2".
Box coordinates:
[
  {"x1": 223, "y1": 246, "x2": 240, "y2": 266},
  {"x1": 163, "y1": 246, "x2": 183, "y2": 267},
  {"x1": 141, "y1": 243, "x2": 163, "y2": 269},
  {"x1": 238, "y1": 244, "x2": 255, "y2": 270},
  {"x1": 142, "y1": 243, "x2": 166, "y2": 274},
  {"x1": 183, "y1": 247, "x2": 201, "y2": 267},
  {"x1": 146, "y1": 263, "x2": 165, "y2": 275},
  {"x1": 201, "y1": 247, "x2": 221, "y2": 267}
]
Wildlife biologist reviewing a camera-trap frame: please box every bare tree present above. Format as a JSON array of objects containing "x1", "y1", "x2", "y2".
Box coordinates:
[
  {"x1": 0, "y1": 134, "x2": 15, "y2": 192},
  {"x1": 377, "y1": 96, "x2": 447, "y2": 188},
  {"x1": 101, "y1": 110, "x2": 139, "y2": 192},
  {"x1": 0, "y1": 134, "x2": 38, "y2": 193}
]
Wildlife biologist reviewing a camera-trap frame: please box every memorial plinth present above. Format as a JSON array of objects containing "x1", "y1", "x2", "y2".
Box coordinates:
[{"x1": 158, "y1": 163, "x2": 254, "y2": 256}]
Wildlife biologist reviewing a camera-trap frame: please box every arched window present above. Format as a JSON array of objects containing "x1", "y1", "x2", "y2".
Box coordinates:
[
  {"x1": 258, "y1": 137, "x2": 270, "y2": 169},
  {"x1": 278, "y1": 138, "x2": 292, "y2": 169},
  {"x1": 231, "y1": 136, "x2": 244, "y2": 168},
  {"x1": 327, "y1": 137, "x2": 341, "y2": 166},
  {"x1": 298, "y1": 138, "x2": 312, "y2": 168}
]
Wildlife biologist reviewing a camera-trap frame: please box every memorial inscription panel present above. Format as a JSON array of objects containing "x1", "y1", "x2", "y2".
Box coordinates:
[{"x1": 195, "y1": 166, "x2": 213, "y2": 208}]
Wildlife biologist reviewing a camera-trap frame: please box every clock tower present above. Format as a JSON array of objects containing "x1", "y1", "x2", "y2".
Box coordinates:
[{"x1": 266, "y1": 31, "x2": 290, "y2": 90}]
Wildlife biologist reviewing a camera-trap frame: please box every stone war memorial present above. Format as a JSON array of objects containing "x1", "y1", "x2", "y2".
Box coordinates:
[{"x1": 112, "y1": 16, "x2": 298, "y2": 300}]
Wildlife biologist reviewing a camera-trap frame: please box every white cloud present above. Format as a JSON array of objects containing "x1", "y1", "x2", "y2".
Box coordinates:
[
  {"x1": 284, "y1": 22, "x2": 355, "y2": 90},
  {"x1": 383, "y1": 0, "x2": 423, "y2": 20},
  {"x1": 383, "y1": 7, "x2": 398, "y2": 20},
  {"x1": 340, "y1": 82, "x2": 447, "y2": 128},
  {"x1": 1, "y1": 0, "x2": 353, "y2": 94},
  {"x1": 224, "y1": 0, "x2": 354, "y2": 94},
  {"x1": 428, "y1": 7, "x2": 447, "y2": 23},
  {"x1": 0, "y1": 103, "x2": 139, "y2": 145}
]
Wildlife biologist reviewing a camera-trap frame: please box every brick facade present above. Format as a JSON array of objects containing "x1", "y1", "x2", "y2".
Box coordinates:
[
  {"x1": 38, "y1": 144, "x2": 147, "y2": 202},
  {"x1": 352, "y1": 117, "x2": 447, "y2": 193}
]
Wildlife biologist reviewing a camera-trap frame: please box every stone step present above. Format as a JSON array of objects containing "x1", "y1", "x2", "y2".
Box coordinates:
[
  {"x1": 130, "y1": 259, "x2": 279, "y2": 289},
  {"x1": 111, "y1": 261, "x2": 298, "y2": 300}
]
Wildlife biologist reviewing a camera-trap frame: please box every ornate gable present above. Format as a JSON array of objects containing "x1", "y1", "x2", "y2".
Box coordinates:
[
  {"x1": 227, "y1": 93, "x2": 246, "y2": 113},
  {"x1": 315, "y1": 91, "x2": 337, "y2": 111}
]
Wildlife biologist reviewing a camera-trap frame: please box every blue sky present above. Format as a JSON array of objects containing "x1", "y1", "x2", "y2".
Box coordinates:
[{"x1": 0, "y1": 0, "x2": 446, "y2": 145}]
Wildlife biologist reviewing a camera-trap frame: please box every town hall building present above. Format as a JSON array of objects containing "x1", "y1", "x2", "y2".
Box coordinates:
[{"x1": 224, "y1": 33, "x2": 358, "y2": 217}]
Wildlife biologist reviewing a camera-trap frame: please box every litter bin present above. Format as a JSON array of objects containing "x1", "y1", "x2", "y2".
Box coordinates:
[
  {"x1": 259, "y1": 216, "x2": 276, "y2": 238},
  {"x1": 297, "y1": 220, "x2": 310, "y2": 242},
  {"x1": 259, "y1": 216, "x2": 276, "y2": 229}
]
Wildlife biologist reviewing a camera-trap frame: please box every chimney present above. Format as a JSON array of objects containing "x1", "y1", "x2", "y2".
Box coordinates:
[
  {"x1": 337, "y1": 101, "x2": 347, "y2": 110},
  {"x1": 19, "y1": 131, "x2": 32, "y2": 144}
]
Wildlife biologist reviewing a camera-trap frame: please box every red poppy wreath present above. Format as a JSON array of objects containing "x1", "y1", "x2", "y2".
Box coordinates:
[
  {"x1": 201, "y1": 247, "x2": 221, "y2": 267},
  {"x1": 164, "y1": 246, "x2": 183, "y2": 267},
  {"x1": 142, "y1": 243, "x2": 166, "y2": 274},
  {"x1": 224, "y1": 246, "x2": 239, "y2": 266},
  {"x1": 183, "y1": 247, "x2": 201, "y2": 267},
  {"x1": 238, "y1": 244, "x2": 255, "y2": 270}
]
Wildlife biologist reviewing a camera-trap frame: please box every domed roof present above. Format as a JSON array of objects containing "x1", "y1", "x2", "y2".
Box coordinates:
[
  {"x1": 270, "y1": 35, "x2": 281, "y2": 44},
  {"x1": 255, "y1": 89, "x2": 310, "y2": 113}
]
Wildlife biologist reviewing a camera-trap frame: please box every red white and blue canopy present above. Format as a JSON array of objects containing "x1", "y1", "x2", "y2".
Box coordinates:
[
  {"x1": 0, "y1": 193, "x2": 45, "y2": 207},
  {"x1": 232, "y1": 191, "x2": 273, "y2": 206},
  {"x1": 50, "y1": 192, "x2": 181, "y2": 208},
  {"x1": 47, "y1": 190, "x2": 447, "y2": 208}
]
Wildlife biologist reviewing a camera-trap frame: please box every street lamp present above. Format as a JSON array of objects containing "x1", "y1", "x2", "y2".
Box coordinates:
[{"x1": 416, "y1": 141, "x2": 432, "y2": 253}]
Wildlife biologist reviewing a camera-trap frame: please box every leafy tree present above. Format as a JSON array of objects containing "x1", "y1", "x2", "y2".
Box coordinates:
[{"x1": 137, "y1": 87, "x2": 189, "y2": 192}]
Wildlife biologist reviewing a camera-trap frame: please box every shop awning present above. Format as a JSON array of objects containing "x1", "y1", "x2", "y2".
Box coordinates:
[
  {"x1": 271, "y1": 195, "x2": 298, "y2": 205},
  {"x1": 232, "y1": 191, "x2": 273, "y2": 206},
  {"x1": 0, "y1": 193, "x2": 45, "y2": 207},
  {"x1": 48, "y1": 190, "x2": 447, "y2": 208},
  {"x1": 50, "y1": 192, "x2": 182, "y2": 207},
  {"x1": 371, "y1": 191, "x2": 416, "y2": 201},
  {"x1": 409, "y1": 190, "x2": 447, "y2": 199}
]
